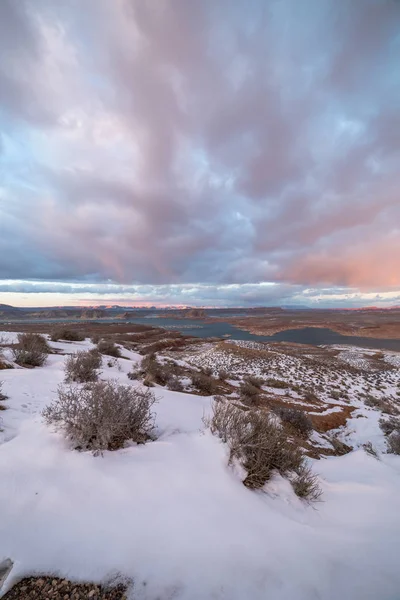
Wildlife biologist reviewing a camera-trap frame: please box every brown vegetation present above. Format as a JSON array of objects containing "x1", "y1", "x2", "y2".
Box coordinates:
[{"x1": 43, "y1": 380, "x2": 157, "y2": 451}]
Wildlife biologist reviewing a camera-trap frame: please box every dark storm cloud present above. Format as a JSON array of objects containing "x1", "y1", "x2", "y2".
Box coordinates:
[{"x1": 0, "y1": 0, "x2": 399, "y2": 306}]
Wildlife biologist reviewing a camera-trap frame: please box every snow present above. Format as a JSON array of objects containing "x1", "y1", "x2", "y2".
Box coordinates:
[{"x1": 1, "y1": 335, "x2": 400, "y2": 599}]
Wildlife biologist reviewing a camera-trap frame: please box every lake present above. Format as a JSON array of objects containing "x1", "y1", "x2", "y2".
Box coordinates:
[
  {"x1": 2, "y1": 316, "x2": 400, "y2": 351},
  {"x1": 124, "y1": 317, "x2": 400, "y2": 352}
]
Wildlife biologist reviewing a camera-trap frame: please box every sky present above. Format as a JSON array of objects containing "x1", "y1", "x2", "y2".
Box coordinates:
[{"x1": 0, "y1": 0, "x2": 399, "y2": 309}]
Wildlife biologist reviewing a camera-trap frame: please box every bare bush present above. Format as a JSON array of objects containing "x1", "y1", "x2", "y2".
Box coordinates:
[
  {"x1": 204, "y1": 397, "x2": 244, "y2": 443},
  {"x1": 205, "y1": 400, "x2": 320, "y2": 500},
  {"x1": 365, "y1": 395, "x2": 396, "y2": 414},
  {"x1": 276, "y1": 407, "x2": 313, "y2": 437},
  {"x1": 363, "y1": 442, "x2": 379, "y2": 458},
  {"x1": 239, "y1": 381, "x2": 260, "y2": 404},
  {"x1": 387, "y1": 431, "x2": 400, "y2": 455},
  {"x1": 379, "y1": 416, "x2": 400, "y2": 436},
  {"x1": 218, "y1": 370, "x2": 228, "y2": 381},
  {"x1": 329, "y1": 436, "x2": 353, "y2": 456},
  {"x1": 167, "y1": 376, "x2": 184, "y2": 392},
  {"x1": 143, "y1": 375, "x2": 155, "y2": 387},
  {"x1": 290, "y1": 464, "x2": 322, "y2": 502},
  {"x1": 192, "y1": 372, "x2": 217, "y2": 395},
  {"x1": 64, "y1": 350, "x2": 102, "y2": 383},
  {"x1": 141, "y1": 355, "x2": 170, "y2": 385},
  {"x1": 265, "y1": 378, "x2": 287, "y2": 389},
  {"x1": 97, "y1": 339, "x2": 121, "y2": 358},
  {"x1": 238, "y1": 411, "x2": 303, "y2": 489},
  {"x1": 50, "y1": 328, "x2": 85, "y2": 342},
  {"x1": 304, "y1": 390, "x2": 320, "y2": 403},
  {"x1": 0, "y1": 381, "x2": 7, "y2": 403},
  {"x1": 12, "y1": 333, "x2": 50, "y2": 367},
  {"x1": 202, "y1": 367, "x2": 213, "y2": 377},
  {"x1": 43, "y1": 380, "x2": 157, "y2": 451},
  {"x1": 127, "y1": 368, "x2": 141, "y2": 381},
  {"x1": 246, "y1": 375, "x2": 264, "y2": 388}
]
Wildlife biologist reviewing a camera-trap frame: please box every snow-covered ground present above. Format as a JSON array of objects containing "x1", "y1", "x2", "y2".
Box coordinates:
[{"x1": 1, "y1": 335, "x2": 400, "y2": 599}]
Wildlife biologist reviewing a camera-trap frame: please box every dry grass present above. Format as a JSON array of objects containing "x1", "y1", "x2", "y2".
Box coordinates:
[{"x1": 310, "y1": 405, "x2": 356, "y2": 433}]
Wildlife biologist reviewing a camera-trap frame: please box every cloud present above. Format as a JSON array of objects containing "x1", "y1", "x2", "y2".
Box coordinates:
[{"x1": 0, "y1": 0, "x2": 399, "y2": 306}]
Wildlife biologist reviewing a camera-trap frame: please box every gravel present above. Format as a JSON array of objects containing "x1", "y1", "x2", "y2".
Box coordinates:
[{"x1": 2, "y1": 576, "x2": 128, "y2": 599}]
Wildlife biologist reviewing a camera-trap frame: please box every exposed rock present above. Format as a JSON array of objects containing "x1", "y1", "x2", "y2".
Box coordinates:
[{"x1": 1, "y1": 576, "x2": 127, "y2": 600}]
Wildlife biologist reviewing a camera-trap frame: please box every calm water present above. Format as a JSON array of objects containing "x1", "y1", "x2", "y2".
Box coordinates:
[
  {"x1": 125, "y1": 317, "x2": 400, "y2": 351},
  {"x1": 2, "y1": 316, "x2": 400, "y2": 351}
]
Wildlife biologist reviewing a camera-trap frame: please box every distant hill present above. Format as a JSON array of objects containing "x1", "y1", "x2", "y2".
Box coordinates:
[{"x1": 0, "y1": 304, "x2": 20, "y2": 311}]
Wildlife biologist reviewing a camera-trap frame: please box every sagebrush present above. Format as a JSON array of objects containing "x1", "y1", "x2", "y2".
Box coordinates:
[
  {"x1": 64, "y1": 349, "x2": 102, "y2": 383},
  {"x1": 141, "y1": 355, "x2": 170, "y2": 385},
  {"x1": 51, "y1": 328, "x2": 85, "y2": 342},
  {"x1": 12, "y1": 333, "x2": 50, "y2": 367},
  {"x1": 97, "y1": 339, "x2": 121, "y2": 358},
  {"x1": 276, "y1": 407, "x2": 313, "y2": 436},
  {"x1": 239, "y1": 380, "x2": 260, "y2": 404},
  {"x1": 246, "y1": 375, "x2": 264, "y2": 389},
  {"x1": 43, "y1": 380, "x2": 157, "y2": 451},
  {"x1": 387, "y1": 431, "x2": 400, "y2": 455},
  {"x1": 379, "y1": 416, "x2": 400, "y2": 436},
  {"x1": 167, "y1": 376, "x2": 184, "y2": 392},
  {"x1": 192, "y1": 372, "x2": 216, "y2": 395},
  {"x1": 205, "y1": 399, "x2": 321, "y2": 501}
]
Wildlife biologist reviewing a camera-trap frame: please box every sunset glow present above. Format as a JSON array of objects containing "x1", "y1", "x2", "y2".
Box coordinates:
[{"x1": 1, "y1": 0, "x2": 399, "y2": 307}]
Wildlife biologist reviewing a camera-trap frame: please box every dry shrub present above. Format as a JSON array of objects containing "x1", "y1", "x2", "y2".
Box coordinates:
[
  {"x1": 167, "y1": 376, "x2": 184, "y2": 392},
  {"x1": 43, "y1": 380, "x2": 157, "y2": 451},
  {"x1": 239, "y1": 381, "x2": 260, "y2": 404},
  {"x1": 304, "y1": 390, "x2": 320, "y2": 403},
  {"x1": 246, "y1": 375, "x2": 264, "y2": 388},
  {"x1": 363, "y1": 442, "x2": 379, "y2": 458},
  {"x1": 141, "y1": 355, "x2": 170, "y2": 385},
  {"x1": 0, "y1": 360, "x2": 13, "y2": 370},
  {"x1": 329, "y1": 436, "x2": 353, "y2": 456},
  {"x1": 65, "y1": 349, "x2": 102, "y2": 383},
  {"x1": 51, "y1": 328, "x2": 85, "y2": 342},
  {"x1": 265, "y1": 378, "x2": 287, "y2": 389},
  {"x1": 127, "y1": 368, "x2": 141, "y2": 381},
  {"x1": 379, "y1": 416, "x2": 400, "y2": 436},
  {"x1": 205, "y1": 397, "x2": 244, "y2": 443},
  {"x1": 141, "y1": 339, "x2": 184, "y2": 354},
  {"x1": 365, "y1": 395, "x2": 396, "y2": 415},
  {"x1": 290, "y1": 464, "x2": 322, "y2": 502},
  {"x1": 218, "y1": 370, "x2": 228, "y2": 381},
  {"x1": 12, "y1": 333, "x2": 50, "y2": 367},
  {"x1": 387, "y1": 431, "x2": 400, "y2": 455},
  {"x1": 202, "y1": 367, "x2": 213, "y2": 376},
  {"x1": 276, "y1": 407, "x2": 313, "y2": 437},
  {"x1": 97, "y1": 339, "x2": 121, "y2": 358},
  {"x1": 0, "y1": 381, "x2": 7, "y2": 403},
  {"x1": 192, "y1": 371, "x2": 217, "y2": 395},
  {"x1": 205, "y1": 400, "x2": 321, "y2": 500}
]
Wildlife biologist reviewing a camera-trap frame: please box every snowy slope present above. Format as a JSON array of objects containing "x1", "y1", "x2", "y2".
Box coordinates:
[{"x1": 1, "y1": 336, "x2": 400, "y2": 600}]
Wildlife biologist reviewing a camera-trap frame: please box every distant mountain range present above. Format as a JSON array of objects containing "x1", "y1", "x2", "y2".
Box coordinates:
[{"x1": 1, "y1": 303, "x2": 399, "y2": 322}]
